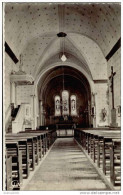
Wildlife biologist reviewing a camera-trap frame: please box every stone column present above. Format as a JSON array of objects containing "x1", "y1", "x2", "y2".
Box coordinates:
[
  {"x1": 91, "y1": 93, "x2": 97, "y2": 128},
  {"x1": 10, "y1": 82, "x2": 16, "y2": 106},
  {"x1": 34, "y1": 95, "x2": 37, "y2": 129},
  {"x1": 39, "y1": 100, "x2": 43, "y2": 126},
  {"x1": 88, "y1": 101, "x2": 91, "y2": 127},
  {"x1": 30, "y1": 95, "x2": 35, "y2": 129},
  {"x1": 15, "y1": 83, "x2": 18, "y2": 107}
]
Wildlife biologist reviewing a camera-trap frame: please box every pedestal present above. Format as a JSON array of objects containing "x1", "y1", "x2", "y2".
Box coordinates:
[{"x1": 110, "y1": 108, "x2": 118, "y2": 127}]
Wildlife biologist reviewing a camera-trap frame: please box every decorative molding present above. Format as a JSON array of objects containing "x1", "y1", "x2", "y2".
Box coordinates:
[
  {"x1": 106, "y1": 38, "x2": 121, "y2": 61},
  {"x1": 10, "y1": 74, "x2": 34, "y2": 85},
  {"x1": 93, "y1": 80, "x2": 108, "y2": 83},
  {"x1": 5, "y1": 42, "x2": 19, "y2": 64}
]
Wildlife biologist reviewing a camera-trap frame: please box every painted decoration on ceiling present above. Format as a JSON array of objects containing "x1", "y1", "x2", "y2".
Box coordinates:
[
  {"x1": 71, "y1": 95, "x2": 77, "y2": 116},
  {"x1": 62, "y1": 90, "x2": 69, "y2": 115},
  {"x1": 55, "y1": 95, "x2": 61, "y2": 116}
]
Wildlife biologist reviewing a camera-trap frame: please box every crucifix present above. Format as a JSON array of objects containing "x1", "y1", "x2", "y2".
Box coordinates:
[{"x1": 109, "y1": 66, "x2": 116, "y2": 109}]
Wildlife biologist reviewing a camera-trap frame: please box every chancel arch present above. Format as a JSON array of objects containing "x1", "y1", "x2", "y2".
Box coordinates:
[{"x1": 38, "y1": 66, "x2": 92, "y2": 127}]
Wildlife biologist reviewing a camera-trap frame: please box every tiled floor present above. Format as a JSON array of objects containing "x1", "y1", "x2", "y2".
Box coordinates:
[{"x1": 24, "y1": 138, "x2": 110, "y2": 191}]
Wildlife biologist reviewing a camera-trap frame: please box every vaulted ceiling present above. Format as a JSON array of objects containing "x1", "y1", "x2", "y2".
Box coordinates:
[{"x1": 4, "y1": 2, "x2": 121, "y2": 81}]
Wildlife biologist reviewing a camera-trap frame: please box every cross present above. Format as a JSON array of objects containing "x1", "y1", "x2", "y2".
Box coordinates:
[{"x1": 109, "y1": 66, "x2": 116, "y2": 109}]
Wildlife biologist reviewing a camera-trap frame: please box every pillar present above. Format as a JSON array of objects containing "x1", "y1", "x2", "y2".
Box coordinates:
[
  {"x1": 10, "y1": 82, "x2": 16, "y2": 106},
  {"x1": 30, "y1": 95, "x2": 35, "y2": 129},
  {"x1": 39, "y1": 100, "x2": 43, "y2": 126},
  {"x1": 91, "y1": 93, "x2": 97, "y2": 128}
]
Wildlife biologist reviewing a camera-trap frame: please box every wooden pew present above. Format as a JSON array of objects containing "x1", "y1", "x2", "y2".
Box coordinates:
[
  {"x1": 6, "y1": 156, "x2": 12, "y2": 190},
  {"x1": 6, "y1": 141, "x2": 23, "y2": 190},
  {"x1": 80, "y1": 130, "x2": 120, "y2": 170},
  {"x1": 20, "y1": 129, "x2": 57, "y2": 151},
  {"x1": 5, "y1": 129, "x2": 56, "y2": 190},
  {"x1": 74, "y1": 128, "x2": 121, "y2": 187},
  {"x1": 5, "y1": 131, "x2": 46, "y2": 190},
  {"x1": 18, "y1": 131, "x2": 47, "y2": 157},
  {"x1": 110, "y1": 139, "x2": 121, "y2": 186},
  {"x1": 18, "y1": 133, "x2": 42, "y2": 165},
  {"x1": 6, "y1": 134, "x2": 37, "y2": 172},
  {"x1": 6, "y1": 137, "x2": 30, "y2": 178},
  {"x1": 86, "y1": 131, "x2": 120, "y2": 173},
  {"x1": 47, "y1": 130, "x2": 57, "y2": 148}
]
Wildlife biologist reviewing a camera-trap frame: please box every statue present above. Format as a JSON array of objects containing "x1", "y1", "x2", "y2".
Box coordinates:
[{"x1": 102, "y1": 108, "x2": 107, "y2": 121}]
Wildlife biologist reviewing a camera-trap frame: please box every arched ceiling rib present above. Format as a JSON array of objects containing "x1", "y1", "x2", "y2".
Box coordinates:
[
  {"x1": 38, "y1": 66, "x2": 91, "y2": 101},
  {"x1": 36, "y1": 52, "x2": 93, "y2": 81}
]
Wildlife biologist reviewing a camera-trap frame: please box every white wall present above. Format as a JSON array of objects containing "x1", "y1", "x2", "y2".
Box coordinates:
[
  {"x1": 16, "y1": 85, "x2": 33, "y2": 105},
  {"x1": 107, "y1": 48, "x2": 121, "y2": 126},
  {"x1": 4, "y1": 53, "x2": 18, "y2": 113},
  {"x1": 95, "y1": 83, "x2": 109, "y2": 127}
]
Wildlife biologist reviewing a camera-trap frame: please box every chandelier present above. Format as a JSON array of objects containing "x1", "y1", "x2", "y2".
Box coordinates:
[{"x1": 57, "y1": 4, "x2": 67, "y2": 62}]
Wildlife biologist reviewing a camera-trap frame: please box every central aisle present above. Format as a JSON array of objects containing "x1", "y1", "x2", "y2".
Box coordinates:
[{"x1": 24, "y1": 138, "x2": 110, "y2": 191}]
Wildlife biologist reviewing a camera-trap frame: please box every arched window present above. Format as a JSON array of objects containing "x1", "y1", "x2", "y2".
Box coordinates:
[
  {"x1": 62, "y1": 90, "x2": 69, "y2": 115},
  {"x1": 70, "y1": 95, "x2": 77, "y2": 116},
  {"x1": 55, "y1": 95, "x2": 61, "y2": 116}
]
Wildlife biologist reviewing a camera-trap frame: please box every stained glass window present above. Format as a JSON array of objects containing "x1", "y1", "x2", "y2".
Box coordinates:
[
  {"x1": 70, "y1": 95, "x2": 77, "y2": 116},
  {"x1": 55, "y1": 92, "x2": 77, "y2": 117},
  {"x1": 62, "y1": 90, "x2": 69, "y2": 115},
  {"x1": 55, "y1": 95, "x2": 61, "y2": 116}
]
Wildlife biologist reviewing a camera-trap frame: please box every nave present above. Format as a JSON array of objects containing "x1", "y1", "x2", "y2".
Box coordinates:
[
  {"x1": 23, "y1": 137, "x2": 110, "y2": 191},
  {"x1": 5, "y1": 128, "x2": 121, "y2": 191}
]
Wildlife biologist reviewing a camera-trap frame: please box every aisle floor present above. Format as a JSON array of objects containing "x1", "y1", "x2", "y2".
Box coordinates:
[{"x1": 24, "y1": 138, "x2": 110, "y2": 191}]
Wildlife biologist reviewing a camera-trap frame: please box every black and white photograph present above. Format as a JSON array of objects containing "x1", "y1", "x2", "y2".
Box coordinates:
[{"x1": 2, "y1": 0, "x2": 121, "y2": 193}]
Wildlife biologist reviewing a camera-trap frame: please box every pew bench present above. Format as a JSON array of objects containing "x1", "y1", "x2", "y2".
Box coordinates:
[
  {"x1": 74, "y1": 128, "x2": 121, "y2": 188},
  {"x1": 6, "y1": 156, "x2": 12, "y2": 190},
  {"x1": 5, "y1": 129, "x2": 57, "y2": 190},
  {"x1": 20, "y1": 129, "x2": 57, "y2": 151},
  {"x1": 18, "y1": 131, "x2": 47, "y2": 156},
  {"x1": 6, "y1": 134, "x2": 37, "y2": 171},
  {"x1": 110, "y1": 139, "x2": 121, "y2": 187},
  {"x1": 6, "y1": 141, "x2": 23, "y2": 190},
  {"x1": 6, "y1": 137, "x2": 30, "y2": 179}
]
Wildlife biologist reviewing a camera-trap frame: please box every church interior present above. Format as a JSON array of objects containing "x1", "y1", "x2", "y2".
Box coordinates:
[{"x1": 3, "y1": 2, "x2": 121, "y2": 191}]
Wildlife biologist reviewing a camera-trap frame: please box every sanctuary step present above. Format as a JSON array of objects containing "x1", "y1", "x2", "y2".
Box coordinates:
[
  {"x1": 23, "y1": 138, "x2": 110, "y2": 191},
  {"x1": 57, "y1": 129, "x2": 74, "y2": 137}
]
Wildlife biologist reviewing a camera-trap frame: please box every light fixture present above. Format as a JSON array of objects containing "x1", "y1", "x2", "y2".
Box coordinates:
[
  {"x1": 61, "y1": 54, "x2": 67, "y2": 62},
  {"x1": 61, "y1": 35, "x2": 67, "y2": 62},
  {"x1": 57, "y1": 32, "x2": 67, "y2": 62},
  {"x1": 57, "y1": 4, "x2": 67, "y2": 62}
]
